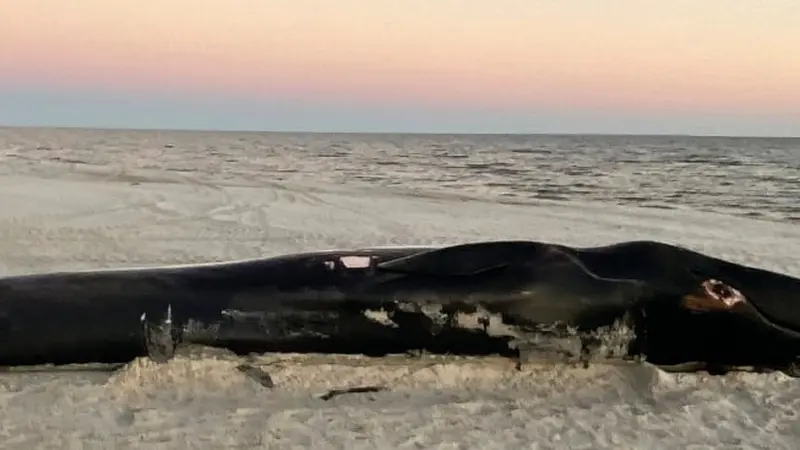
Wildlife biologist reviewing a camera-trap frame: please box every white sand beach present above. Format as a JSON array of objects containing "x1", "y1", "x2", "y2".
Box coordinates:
[{"x1": 0, "y1": 131, "x2": 799, "y2": 449}]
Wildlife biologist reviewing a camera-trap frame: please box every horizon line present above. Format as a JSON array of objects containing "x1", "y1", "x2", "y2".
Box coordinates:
[{"x1": 2, "y1": 124, "x2": 798, "y2": 140}]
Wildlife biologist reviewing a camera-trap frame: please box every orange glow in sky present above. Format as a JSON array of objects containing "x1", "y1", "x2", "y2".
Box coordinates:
[{"x1": 1, "y1": 1, "x2": 799, "y2": 132}]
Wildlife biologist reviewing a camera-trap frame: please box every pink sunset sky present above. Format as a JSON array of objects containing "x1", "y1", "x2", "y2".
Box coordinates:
[{"x1": 1, "y1": 1, "x2": 799, "y2": 135}]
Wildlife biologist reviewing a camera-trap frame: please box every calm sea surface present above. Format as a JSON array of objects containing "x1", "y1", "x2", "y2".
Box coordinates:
[{"x1": 2, "y1": 127, "x2": 798, "y2": 222}]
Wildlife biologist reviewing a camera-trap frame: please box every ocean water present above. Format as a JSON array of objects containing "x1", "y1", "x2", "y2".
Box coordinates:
[
  {"x1": 0, "y1": 127, "x2": 799, "y2": 448},
  {"x1": 2, "y1": 127, "x2": 798, "y2": 223}
]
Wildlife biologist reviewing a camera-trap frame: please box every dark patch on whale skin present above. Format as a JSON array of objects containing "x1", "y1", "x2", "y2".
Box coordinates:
[{"x1": 0, "y1": 240, "x2": 798, "y2": 375}]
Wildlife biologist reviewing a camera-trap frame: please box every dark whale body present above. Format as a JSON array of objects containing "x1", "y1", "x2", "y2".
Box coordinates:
[{"x1": 0, "y1": 240, "x2": 798, "y2": 374}]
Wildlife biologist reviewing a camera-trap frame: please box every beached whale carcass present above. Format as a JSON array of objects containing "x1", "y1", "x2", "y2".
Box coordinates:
[{"x1": 0, "y1": 240, "x2": 798, "y2": 375}]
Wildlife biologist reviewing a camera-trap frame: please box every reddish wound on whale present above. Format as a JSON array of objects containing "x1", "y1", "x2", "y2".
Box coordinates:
[{"x1": 682, "y1": 279, "x2": 747, "y2": 312}]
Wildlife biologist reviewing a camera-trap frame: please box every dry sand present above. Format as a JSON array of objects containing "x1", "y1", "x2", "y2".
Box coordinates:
[{"x1": 0, "y1": 166, "x2": 798, "y2": 449}]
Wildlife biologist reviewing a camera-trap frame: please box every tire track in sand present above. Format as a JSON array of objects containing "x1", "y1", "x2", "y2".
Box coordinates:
[
  {"x1": 0, "y1": 174, "x2": 242, "y2": 271},
  {"x1": 0, "y1": 172, "x2": 352, "y2": 271}
]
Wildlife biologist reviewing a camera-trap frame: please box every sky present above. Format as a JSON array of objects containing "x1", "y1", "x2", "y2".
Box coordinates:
[{"x1": 1, "y1": 1, "x2": 799, "y2": 136}]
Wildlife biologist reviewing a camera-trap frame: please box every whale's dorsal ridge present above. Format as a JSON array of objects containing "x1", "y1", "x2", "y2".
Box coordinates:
[{"x1": 376, "y1": 240, "x2": 542, "y2": 276}]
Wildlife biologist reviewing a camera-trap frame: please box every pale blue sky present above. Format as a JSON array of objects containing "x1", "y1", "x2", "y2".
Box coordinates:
[
  {"x1": 2, "y1": 90, "x2": 798, "y2": 136},
  {"x1": 1, "y1": 1, "x2": 798, "y2": 136}
]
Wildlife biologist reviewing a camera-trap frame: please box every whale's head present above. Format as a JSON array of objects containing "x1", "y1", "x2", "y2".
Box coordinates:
[
  {"x1": 682, "y1": 261, "x2": 800, "y2": 339},
  {"x1": 635, "y1": 269, "x2": 800, "y2": 375}
]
